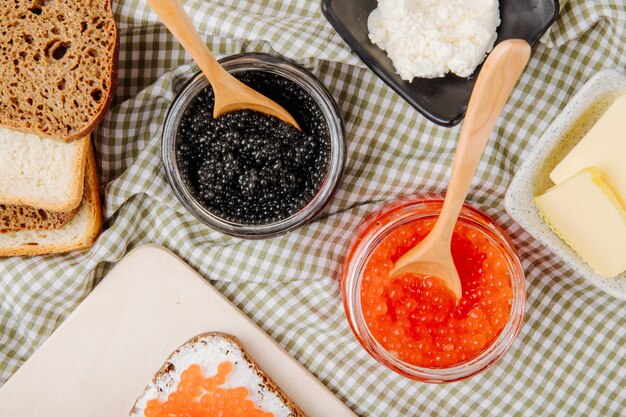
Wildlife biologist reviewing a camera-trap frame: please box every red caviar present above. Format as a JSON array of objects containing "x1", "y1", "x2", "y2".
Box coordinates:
[
  {"x1": 144, "y1": 362, "x2": 274, "y2": 417},
  {"x1": 360, "y1": 218, "x2": 513, "y2": 368}
]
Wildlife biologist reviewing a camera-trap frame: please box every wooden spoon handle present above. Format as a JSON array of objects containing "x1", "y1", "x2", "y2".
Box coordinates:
[
  {"x1": 146, "y1": 0, "x2": 226, "y2": 82},
  {"x1": 436, "y1": 40, "x2": 531, "y2": 239}
]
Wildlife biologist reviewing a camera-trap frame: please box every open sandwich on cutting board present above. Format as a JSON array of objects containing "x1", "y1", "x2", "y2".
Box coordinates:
[{"x1": 130, "y1": 333, "x2": 306, "y2": 417}]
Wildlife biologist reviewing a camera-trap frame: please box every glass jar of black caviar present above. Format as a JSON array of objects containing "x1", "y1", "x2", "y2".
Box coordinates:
[{"x1": 162, "y1": 53, "x2": 346, "y2": 239}]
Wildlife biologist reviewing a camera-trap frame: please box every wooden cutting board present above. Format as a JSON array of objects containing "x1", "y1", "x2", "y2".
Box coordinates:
[{"x1": 0, "y1": 244, "x2": 356, "y2": 417}]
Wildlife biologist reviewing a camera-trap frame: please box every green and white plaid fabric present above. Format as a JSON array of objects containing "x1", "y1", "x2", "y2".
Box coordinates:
[{"x1": 1, "y1": 0, "x2": 625, "y2": 415}]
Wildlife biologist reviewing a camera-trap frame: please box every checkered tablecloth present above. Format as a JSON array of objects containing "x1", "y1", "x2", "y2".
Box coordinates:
[{"x1": 1, "y1": 0, "x2": 625, "y2": 415}]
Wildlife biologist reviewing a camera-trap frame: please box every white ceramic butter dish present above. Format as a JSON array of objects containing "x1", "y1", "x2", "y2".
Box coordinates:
[{"x1": 505, "y1": 68, "x2": 626, "y2": 300}]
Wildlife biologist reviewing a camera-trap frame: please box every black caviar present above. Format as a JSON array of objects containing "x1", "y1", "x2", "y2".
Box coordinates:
[{"x1": 176, "y1": 71, "x2": 331, "y2": 225}]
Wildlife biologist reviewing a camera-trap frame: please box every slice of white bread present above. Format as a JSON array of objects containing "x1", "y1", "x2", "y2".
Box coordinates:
[
  {"x1": 0, "y1": 0, "x2": 118, "y2": 141},
  {"x1": 0, "y1": 128, "x2": 88, "y2": 211},
  {"x1": 0, "y1": 141, "x2": 101, "y2": 257},
  {"x1": 0, "y1": 202, "x2": 79, "y2": 233},
  {"x1": 129, "y1": 333, "x2": 306, "y2": 417}
]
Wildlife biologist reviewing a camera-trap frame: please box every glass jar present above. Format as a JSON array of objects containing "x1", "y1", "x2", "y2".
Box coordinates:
[
  {"x1": 342, "y1": 196, "x2": 526, "y2": 383},
  {"x1": 162, "y1": 53, "x2": 346, "y2": 239}
]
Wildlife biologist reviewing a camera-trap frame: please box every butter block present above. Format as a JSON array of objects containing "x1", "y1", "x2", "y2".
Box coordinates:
[
  {"x1": 535, "y1": 168, "x2": 626, "y2": 278},
  {"x1": 550, "y1": 94, "x2": 626, "y2": 206}
]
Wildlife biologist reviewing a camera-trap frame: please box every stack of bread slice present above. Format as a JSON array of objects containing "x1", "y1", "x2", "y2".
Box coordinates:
[{"x1": 0, "y1": 0, "x2": 118, "y2": 257}]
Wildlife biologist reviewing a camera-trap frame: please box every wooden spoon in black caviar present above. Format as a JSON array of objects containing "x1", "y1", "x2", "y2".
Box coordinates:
[{"x1": 147, "y1": 0, "x2": 301, "y2": 131}]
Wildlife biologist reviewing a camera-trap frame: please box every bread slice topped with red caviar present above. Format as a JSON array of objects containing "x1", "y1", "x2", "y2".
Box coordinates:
[
  {"x1": 0, "y1": 0, "x2": 118, "y2": 141},
  {"x1": 129, "y1": 333, "x2": 306, "y2": 417}
]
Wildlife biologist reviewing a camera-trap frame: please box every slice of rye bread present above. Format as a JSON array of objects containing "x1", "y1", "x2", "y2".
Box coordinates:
[
  {"x1": 0, "y1": 0, "x2": 118, "y2": 141},
  {"x1": 0, "y1": 129, "x2": 88, "y2": 211},
  {"x1": 0, "y1": 203, "x2": 80, "y2": 233},
  {"x1": 129, "y1": 333, "x2": 306, "y2": 417},
  {"x1": 0, "y1": 140, "x2": 101, "y2": 257}
]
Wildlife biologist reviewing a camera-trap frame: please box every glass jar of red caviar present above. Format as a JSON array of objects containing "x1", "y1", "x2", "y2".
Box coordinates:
[{"x1": 342, "y1": 197, "x2": 525, "y2": 383}]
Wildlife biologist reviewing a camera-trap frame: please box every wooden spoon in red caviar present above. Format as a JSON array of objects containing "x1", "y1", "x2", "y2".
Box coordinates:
[
  {"x1": 146, "y1": 0, "x2": 301, "y2": 130},
  {"x1": 390, "y1": 39, "x2": 531, "y2": 301}
]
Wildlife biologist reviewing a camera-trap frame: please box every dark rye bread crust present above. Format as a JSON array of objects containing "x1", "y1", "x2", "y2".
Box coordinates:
[
  {"x1": 129, "y1": 332, "x2": 306, "y2": 417},
  {"x1": 0, "y1": 0, "x2": 118, "y2": 141},
  {"x1": 0, "y1": 203, "x2": 79, "y2": 233}
]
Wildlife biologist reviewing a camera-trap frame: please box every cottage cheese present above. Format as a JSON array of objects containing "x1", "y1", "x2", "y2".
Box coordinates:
[{"x1": 368, "y1": 0, "x2": 500, "y2": 80}]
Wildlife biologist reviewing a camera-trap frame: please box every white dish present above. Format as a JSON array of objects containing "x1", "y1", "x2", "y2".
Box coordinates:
[{"x1": 505, "y1": 68, "x2": 626, "y2": 300}]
